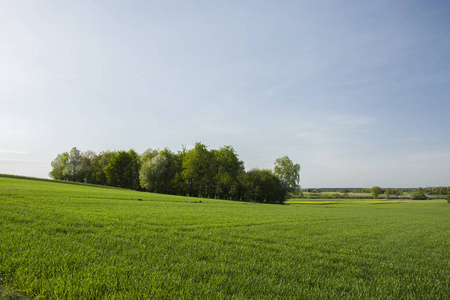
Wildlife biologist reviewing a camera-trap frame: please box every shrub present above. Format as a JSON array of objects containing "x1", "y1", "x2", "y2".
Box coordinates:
[
  {"x1": 411, "y1": 190, "x2": 427, "y2": 200},
  {"x1": 371, "y1": 186, "x2": 382, "y2": 199}
]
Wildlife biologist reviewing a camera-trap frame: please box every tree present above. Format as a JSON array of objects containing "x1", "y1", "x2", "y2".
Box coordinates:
[
  {"x1": 340, "y1": 189, "x2": 350, "y2": 194},
  {"x1": 64, "y1": 147, "x2": 82, "y2": 181},
  {"x1": 411, "y1": 188, "x2": 427, "y2": 200},
  {"x1": 49, "y1": 152, "x2": 69, "y2": 180},
  {"x1": 91, "y1": 151, "x2": 114, "y2": 185},
  {"x1": 239, "y1": 169, "x2": 286, "y2": 204},
  {"x1": 181, "y1": 142, "x2": 215, "y2": 197},
  {"x1": 212, "y1": 146, "x2": 244, "y2": 199},
  {"x1": 139, "y1": 150, "x2": 178, "y2": 194},
  {"x1": 391, "y1": 189, "x2": 402, "y2": 198},
  {"x1": 273, "y1": 156, "x2": 300, "y2": 193},
  {"x1": 385, "y1": 188, "x2": 393, "y2": 199},
  {"x1": 140, "y1": 148, "x2": 159, "y2": 164},
  {"x1": 371, "y1": 186, "x2": 382, "y2": 199},
  {"x1": 79, "y1": 150, "x2": 96, "y2": 183},
  {"x1": 104, "y1": 150, "x2": 141, "y2": 189}
]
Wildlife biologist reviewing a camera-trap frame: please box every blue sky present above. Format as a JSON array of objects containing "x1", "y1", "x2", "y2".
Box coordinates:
[{"x1": 1, "y1": 0, "x2": 449, "y2": 188}]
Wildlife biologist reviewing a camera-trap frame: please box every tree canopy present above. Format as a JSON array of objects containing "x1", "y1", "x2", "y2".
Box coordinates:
[
  {"x1": 370, "y1": 186, "x2": 382, "y2": 199},
  {"x1": 274, "y1": 156, "x2": 300, "y2": 193},
  {"x1": 49, "y1": 143, "x2": 300, "y2": 204}
]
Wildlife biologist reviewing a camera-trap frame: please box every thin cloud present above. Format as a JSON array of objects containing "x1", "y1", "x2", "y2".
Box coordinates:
[
  {"x1": 112, "y1": 63, "x2": 204, "y2": 93},
  {"x1": 407, "y1": 152, "x2": 450, "y2": 161},
  {"x1": 328, "y1": 115, "x2": 376, "y2": 125},
  {"x1": 0, "y1": 148, "x2": 29, "y2": 154}
]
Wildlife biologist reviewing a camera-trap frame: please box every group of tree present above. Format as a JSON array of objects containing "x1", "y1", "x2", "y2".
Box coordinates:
[
  {"x1": 423, "y1": 186, "x2": 450, "y2": 195},
  {"x1": 354, "y1": 188, "x2": 403, "y2": 196},
  {"x1": 410, "y1": 188, "x2": 428, "y2": 200},
  {"x1": 49, "y1": 143, "x2": 301, "y2": 204}
]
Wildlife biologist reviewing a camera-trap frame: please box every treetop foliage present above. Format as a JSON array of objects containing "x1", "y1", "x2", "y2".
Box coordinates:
[
  {"x1": 49, "y1": 143, "x2": 300, "y2": 204},
  {"x1": 370, "y1": 186, "x2": 382, "y2": 199},
  {"x1": 274, "y1": 156, "x2": 300, "y2": 193}
]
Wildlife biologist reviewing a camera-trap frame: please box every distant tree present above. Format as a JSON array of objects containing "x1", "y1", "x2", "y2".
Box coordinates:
[
  {"x1": 239, "y1": 169, "x2": 286, "y2": 204},
  {"x1": 90, "y1": 151, "x2": 114, "y2": 185},
  {"x1": 79, "y1": 150, "x2": 96, "y2": 183},
  {"x1": 411, "y1": 189, "x2": 427, "y2": 200},
  {"x1": 273, "y1": 156, "x2": 300, "y2": 193},
  {"x1": 139, "y1": 149, "x2": 178, "y2": 194},
  {"x1": 448, "y1": 187, "x2": 450, "y2": 202},
  {"x1": 140, "y1": 148, "x2": 160, "y2": 164},
  {"x1": 385, "y1": 188, "x2": 393, "y2": 199},
  {"x1": 171, "y1": 149, "x2": 187, "y2": 195},
  {"x1": 371, "y1": 186, "x2": 382, "y2": 199},
  {"x1": 63, "y1": 147, "x2": 83, "y2": 181},
  {"x1": 212, "y1": 145, "x2": 244, "y2": 199},
  {"x1": 128, "y1": 149, "x2": 141, "y2": 190},
  {"x1": 391, "y1": 189, "x2": 402, "y2": 198},
  {"x1": 181, "y1": 142, "x2": 215, "y2": 197},
  {"x1": 49, "y1": 152, "x2": 69, "y2": 180},
  {"x1": 104, "y1": 150, "x2": 140, "y2": 189}
]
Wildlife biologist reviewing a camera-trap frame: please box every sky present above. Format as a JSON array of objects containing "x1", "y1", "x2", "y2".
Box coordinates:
[{"x1": 1, "y1": 0, "x2": 450, "y2": 188}]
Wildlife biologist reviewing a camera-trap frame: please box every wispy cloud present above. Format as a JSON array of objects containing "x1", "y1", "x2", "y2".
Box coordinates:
[
  {"x1": 328, "y1": 115, "x2": 376, "y2": 125},
  {"x1": 406, "y1": 152, "x2": 450, "y2": 161},
  {"x1": 0, "y1": 148, "x2": 29, "y2": 154},
  {"x1": 112, "y1": 63, "x2": 204, "y2": 93}
]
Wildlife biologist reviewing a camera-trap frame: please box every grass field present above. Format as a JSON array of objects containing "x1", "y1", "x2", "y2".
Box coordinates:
[{"x1": 1, "y1": 175, "x2": 449, "y2": 299}]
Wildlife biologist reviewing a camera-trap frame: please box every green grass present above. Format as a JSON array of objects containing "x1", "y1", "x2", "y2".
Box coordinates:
[{"x1": 1, "y1": 175, "x2": 449, "y2": 299}]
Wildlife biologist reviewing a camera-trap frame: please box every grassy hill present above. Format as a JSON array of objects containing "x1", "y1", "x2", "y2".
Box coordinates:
[{"x1": 1, "y1": 175, "x2": 449, "y2": 299}]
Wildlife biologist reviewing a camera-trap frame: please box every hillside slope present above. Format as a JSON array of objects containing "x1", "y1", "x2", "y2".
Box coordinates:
[{"x1": 1, "y1": 176, "x2": 449, "y2": 299}]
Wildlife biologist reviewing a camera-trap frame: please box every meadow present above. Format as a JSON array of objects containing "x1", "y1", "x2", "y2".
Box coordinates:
[{"x1": 1, "y1": 175, "x2": 449, "y2": 299}]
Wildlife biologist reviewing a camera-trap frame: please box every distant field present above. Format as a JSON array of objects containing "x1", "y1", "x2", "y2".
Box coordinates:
[{"x1": 1, "y1": 176, "x2": 449, "y2": 299}]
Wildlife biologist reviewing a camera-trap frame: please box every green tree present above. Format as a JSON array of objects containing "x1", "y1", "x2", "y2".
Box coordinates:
[
  {"x1": 49, "y1": 152, "x2": 69, "y2": 180},
  {"x1": 273, "y1": 156, "x2": 300, "y2": 193},
  {"x1": 104, "y1": 150, "x2": 141, "y2": 189},
  {"x1": 212, "y1": 145, "x2": 244, "y2": 199},
  {"x1": 140, "y1": 148, "x2": 159, "y2": 164},
  {"x1": 391, "y1": 189, "x2": 402, "y2": 198},
  {"x1": 64, "y1": 147, "x2": 82, "y2": 181},
  {"x1": 239, "y1": 169, "x2": 286, "y2": 204},
  {"x1": 371, "y1": 186, "x2": 382, "y2": 199},
  {"x1": 411, "y1": 188, "x2": 427, "y2": 200},
  {"x1": 385, "y1": 188, "x2": 393, "y2": 199},
  {"x1": 139, "y1": 149, "x2": 178, "y2": 194},
  {"x1": 181, "y1": 142, "x2": 215, "y2": 197},
  {"x1": 79, "y1": 150, "x2": 96, "y2": 183},
  {"x1": 90, "y1": 151, "x2": 114, "y2": 185}
]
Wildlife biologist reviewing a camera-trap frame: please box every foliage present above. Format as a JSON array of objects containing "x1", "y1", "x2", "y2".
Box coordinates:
[
  {"x1": 49, "y1": 144, "x2": 298, "y2": 203},
  {"x1": 411, "y1": 190, "x2": 428, "y2": 200},
  {"x1": 1, "y1": 176, "x2": 449, "y2": 299},
  {"x1": 385, "y1": 188, "x2": 392, "y2": 199},
  {"x1": 273, "y1": 156, "x2": 300, "y2": 193},
  {"x1": 212, "y1": 146, "x2": 244, "y2": 199},
  {"x1": 239, "y1": 169, "x2": 286, "y2": 204},
  {"x1": 370, "y1": 186, "x2": 382, "y2": 199},
  {"x1": 49, "y1": 152, "x2": 69, "y2": 180},
  {"x1": 104, "y1": 150, "x2": 140, "y2": 189},
  {"x1": 90, "y1": 151, "x2": 114, "y2": 185},
  {"x1": 181, "y1": 142, "x2": 216, "y2": 197},
  {"x1": 139, "y1": 150, "x2": 178, "y2": 194},
  {"x1": 423, "y1": 186, "x2": 450, "y2": 195},
  {"x1": 64, "y1": 147, "x2": 82, "y2": 181}
]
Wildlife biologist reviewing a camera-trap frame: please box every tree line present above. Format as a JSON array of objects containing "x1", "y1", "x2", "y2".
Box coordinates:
[{"x1": 49, "y1": 143, "x2": 300, "y2": 204}]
